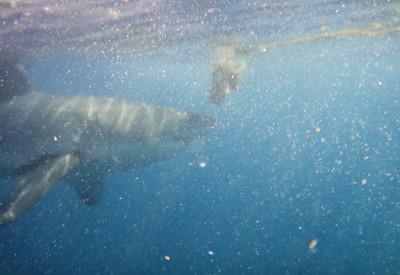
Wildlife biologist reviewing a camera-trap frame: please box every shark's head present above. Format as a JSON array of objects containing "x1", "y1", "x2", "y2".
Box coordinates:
[
  {"x1": 170, "y1": 112, "x2": 217, "y2": 143},
  {"x1": 85, "y1": 101, "x2": 217, "y2": 169}
]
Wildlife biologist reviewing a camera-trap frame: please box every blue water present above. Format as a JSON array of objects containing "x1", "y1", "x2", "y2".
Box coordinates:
[{"x1": 1, "y1": 26, "x2": 400, "y2": 275}]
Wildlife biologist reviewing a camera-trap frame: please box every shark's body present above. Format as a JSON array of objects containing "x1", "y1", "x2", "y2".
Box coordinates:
[{"x1": 0, "y1": 69, "x2": 215, "y2": 226}]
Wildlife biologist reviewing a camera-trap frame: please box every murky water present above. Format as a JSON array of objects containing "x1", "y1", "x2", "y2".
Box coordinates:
[{"x1": 0, "y1": 1, "x2": 399, "y2": 274}]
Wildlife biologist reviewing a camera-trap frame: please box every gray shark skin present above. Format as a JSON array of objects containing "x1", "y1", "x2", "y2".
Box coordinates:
[{"x1": 0, "y1": 88, "x2": 215, "y2": 227}]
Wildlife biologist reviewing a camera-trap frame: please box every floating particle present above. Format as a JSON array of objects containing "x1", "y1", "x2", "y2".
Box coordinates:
[
  {"x1": 164, "y1": 255, "x2": 171, "y2": 261},
  {"x1": 53, "y1": 136, "x2": 58, "y2": 141},
  {"x1": 361, "y1": 178, "x2": 367, "y2": 185},
  {"x1": 199, "y1": 161, "x2": 207, "y2": 168},
  {"x1": 208, "y1": 250, "x2": 214, "y2": 256},
  {"x1": 107, "y1": 8, "x2": 120, "y2": 20},
  {"x1": 308, "y1": 239, "x2": 318, "y2": 251},
  {"x1": 370, "y1": 22, "x2": 382, "y2": 29},
  {"x1": 9, "y1": 0, "x2": 18, "y2": 8},
  {"x1": 315, "y1": 127, "x2": 321, "y2": 133},
  {"x1": 320, "y1": 25, "x2": 328, "y2": 32}
]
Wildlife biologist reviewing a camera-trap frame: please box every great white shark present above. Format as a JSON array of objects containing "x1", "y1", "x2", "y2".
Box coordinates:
[{"x1": 0, "y1": 59, "x2": 216, "y2": 227}]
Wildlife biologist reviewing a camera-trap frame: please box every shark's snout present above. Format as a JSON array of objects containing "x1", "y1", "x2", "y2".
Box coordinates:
[
  {"x1": 175, "y1": 113, "x2": 216, "y2": 142},
  {"x1": 188, "y1": 113, "x2": 217, "y2": 131}
]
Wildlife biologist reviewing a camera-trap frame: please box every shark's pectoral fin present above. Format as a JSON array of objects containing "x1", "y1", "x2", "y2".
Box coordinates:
[
  {"x1": 66, "y1": 161, "x2": 105, "y2": 205},
  {"x1": 0, "y1": 153, "x2": 79, "y2": 227}
]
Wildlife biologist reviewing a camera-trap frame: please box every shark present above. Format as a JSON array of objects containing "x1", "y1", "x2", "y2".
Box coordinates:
[{"x1": 0, "y1": 58, "x2": 216, "y2": 227}]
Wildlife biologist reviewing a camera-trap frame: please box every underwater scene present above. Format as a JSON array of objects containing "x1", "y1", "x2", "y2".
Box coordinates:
[{"x1": 0, "y1": 1, "x2": 399, "y2": 274}]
